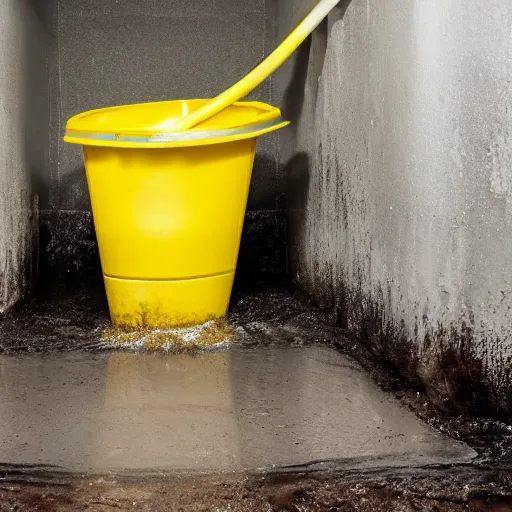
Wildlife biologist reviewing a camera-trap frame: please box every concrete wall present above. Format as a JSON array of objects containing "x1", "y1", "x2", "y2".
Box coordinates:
[
  {"x1": 41, "y1": 0, "x2": 284, "y2": 284},
  {"x1": 0, "y1": 0, "x2": 47, "y2": 312},
  {"x1": 278, "y1": 0, "x2": 512, "y2": 419}
]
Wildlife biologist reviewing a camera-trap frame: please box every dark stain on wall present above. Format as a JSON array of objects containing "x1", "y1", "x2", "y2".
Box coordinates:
[
  {"x1": 294, "y1": 258, "x2": 512, "y2": 423},
  {"x1": 284, "y1": 128, "x2": 512, "y2": 422},
  {"x1": 0, "y1": 209, "x2": 38, "y2": 315},
  {"x1": 285, "y1": 185, "x2": 512, "y2": 422}
]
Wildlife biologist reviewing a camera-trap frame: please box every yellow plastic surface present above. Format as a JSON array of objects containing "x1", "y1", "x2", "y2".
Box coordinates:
[
  {"x1": 65, "y1": 100, "x2": 287, "y2": 329},
  {"x1": 84, "y1": 140, "x2": 254, "y2": 280},
  {"x1": 104, "y1": 274, "x2": 234, "y2": 329}
]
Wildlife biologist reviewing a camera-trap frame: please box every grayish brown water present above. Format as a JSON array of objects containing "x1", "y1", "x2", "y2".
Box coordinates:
[{"x1": 0, "y1": 345, "x2": 475, "y2": 472}]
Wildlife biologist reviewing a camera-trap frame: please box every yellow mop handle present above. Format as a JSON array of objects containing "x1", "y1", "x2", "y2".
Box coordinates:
[{"x1": 167, "y1": 0, "x2": 341, "y2": 131}]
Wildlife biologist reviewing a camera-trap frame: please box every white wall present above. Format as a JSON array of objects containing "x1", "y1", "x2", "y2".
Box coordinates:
[
  {"x1": 0, "y1": 0, "x2": 46, "y2": 312},
  {"x1": 277, "y1": 0, "x2": 512, "y2": 418}
]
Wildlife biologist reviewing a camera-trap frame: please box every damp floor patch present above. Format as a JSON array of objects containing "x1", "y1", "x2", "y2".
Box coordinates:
[{"x1": 0, "y1": 345, "x2": 476, "y2": 473}]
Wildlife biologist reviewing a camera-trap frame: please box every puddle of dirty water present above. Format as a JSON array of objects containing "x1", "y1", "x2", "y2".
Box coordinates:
[
  {"x1": 0, "y1": 344, "x2": 475, "y2": 473},
  {"x1": 0, "y1": 282, "x2": 510, "y2": 470},
  {"x1": 101, "y1": 318, "x2": 235, "y2": 352}
]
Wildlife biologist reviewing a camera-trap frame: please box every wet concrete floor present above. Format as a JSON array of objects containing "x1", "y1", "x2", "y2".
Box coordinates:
[
  {"x1": 0, "y1": 345, "x2": 475, "y2": 473},
  {"x1": 0, "y1": 284, "x2": 510, "y2": 509}
]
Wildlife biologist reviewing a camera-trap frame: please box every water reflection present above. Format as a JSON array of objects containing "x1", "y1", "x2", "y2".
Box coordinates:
[
  {"x1": 0, "y1": 347, "x2": 475, "y2": 471},
  {"x1": 92, "y1": 351, "x2": 239, "y2": 470}
]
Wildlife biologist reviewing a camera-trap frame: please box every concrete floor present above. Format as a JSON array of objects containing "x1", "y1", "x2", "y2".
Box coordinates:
[
  {"x1": 0, "y1": 344, "x2": 475, "y2": 473},
  {"x1": 0, "y1": 285, "x2": 510, "y2": 509}
]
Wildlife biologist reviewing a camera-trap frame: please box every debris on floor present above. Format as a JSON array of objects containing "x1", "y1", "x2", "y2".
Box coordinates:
[
  {"x1": 0, "y1": 467, "x2": 511, "y2": 511},
  {"x1": 102, "y1": 319, "x2": 234, "y2": 352}
]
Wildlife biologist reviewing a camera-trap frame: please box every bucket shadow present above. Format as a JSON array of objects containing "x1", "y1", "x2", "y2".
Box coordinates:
[
  {"x1": 58, "y1": 164, "x2": 91, "y2": 211},
  {"x1": 278, "y1": 0, "x2": 352, "y2": 282}
]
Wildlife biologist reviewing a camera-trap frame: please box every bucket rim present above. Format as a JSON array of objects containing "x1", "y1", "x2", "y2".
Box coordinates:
[{"x1": 64, "y1": 100, "x2": 289, "y2": 148}]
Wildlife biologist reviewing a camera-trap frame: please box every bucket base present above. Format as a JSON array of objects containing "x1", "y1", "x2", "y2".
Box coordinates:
[{"x1": 104, "y1": 273, "x2": 234, "y2": 329}]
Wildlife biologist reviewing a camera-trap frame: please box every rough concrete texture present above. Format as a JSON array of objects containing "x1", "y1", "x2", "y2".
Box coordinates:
[
  {"x1": 0, "y1": 0, "x2": 46, "y2": 313},
  {"x1": 277, "y1": 0, "x2": 512, "y2": 420},
  {"x1": 38, "y1": 0, "x2": 284, "y2": 279},
  {"x1": 0, "y1": 346, "x2": 475, "y2": 472}
]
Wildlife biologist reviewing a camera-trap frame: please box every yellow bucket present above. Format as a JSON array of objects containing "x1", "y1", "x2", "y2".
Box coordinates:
[{"x1": 64, "y1": 100, "x2": 288, "y2": 329}]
